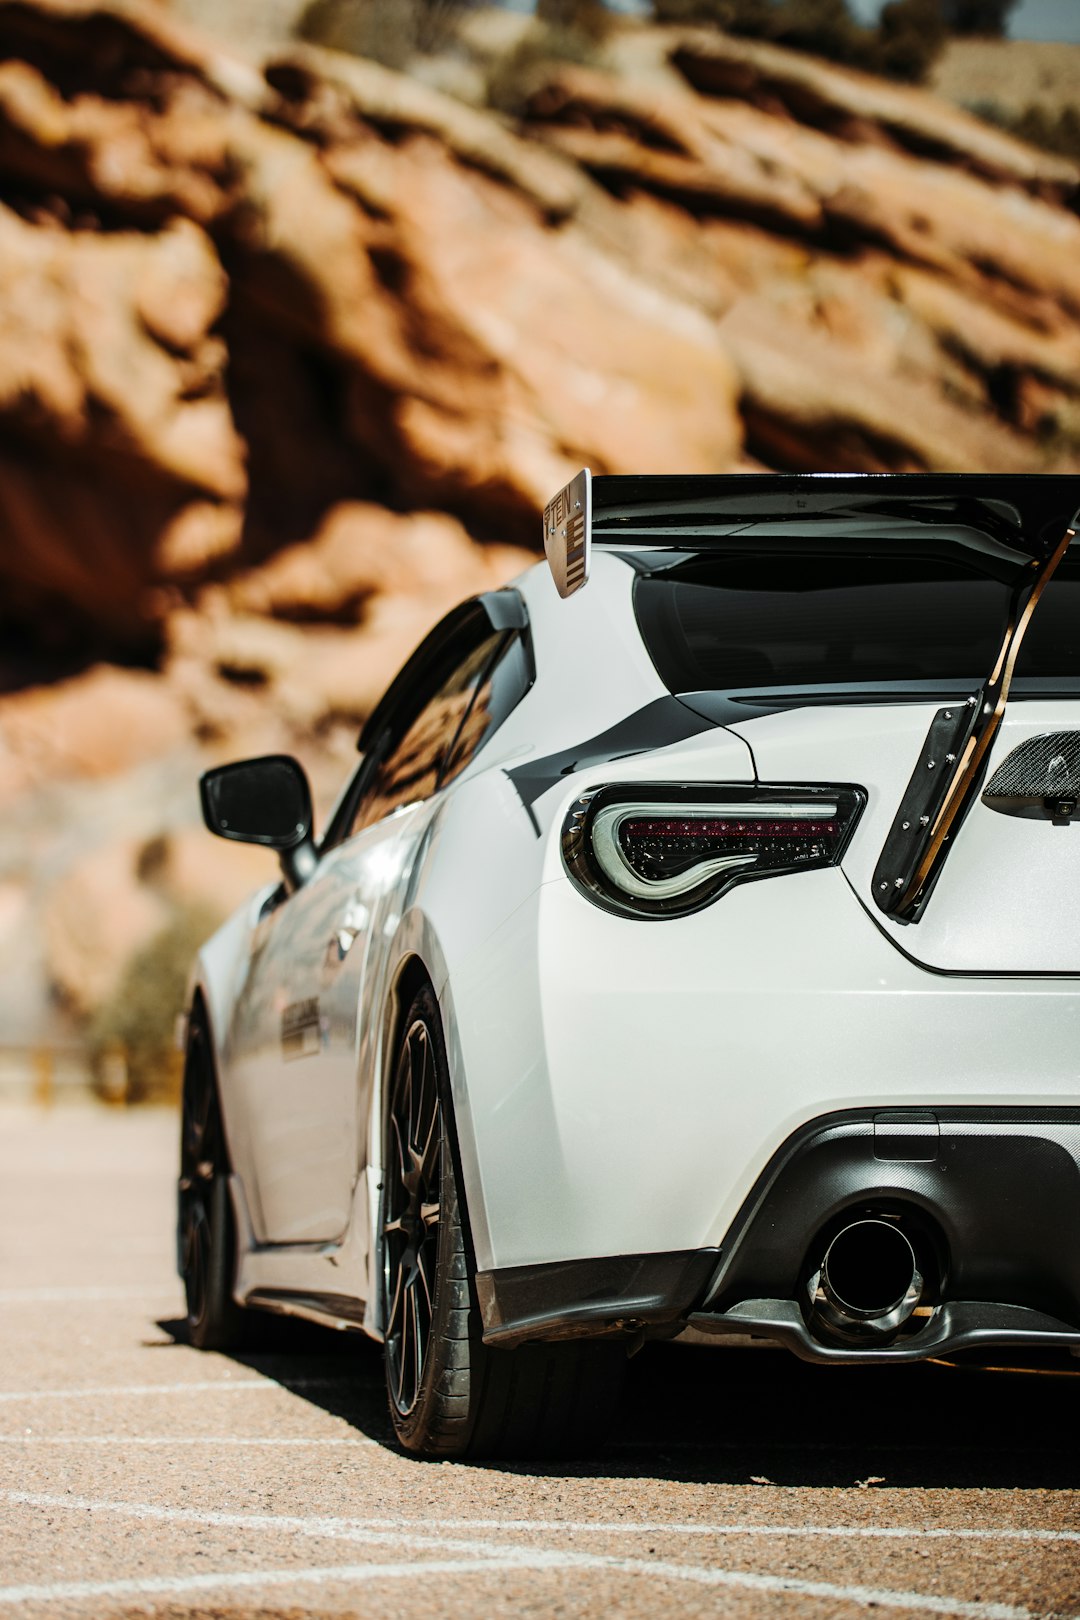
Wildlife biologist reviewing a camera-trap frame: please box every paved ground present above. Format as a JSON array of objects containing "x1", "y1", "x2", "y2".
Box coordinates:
[{"x1": 0, "y1": 1104, "x2": 1077, "y2": 1620}]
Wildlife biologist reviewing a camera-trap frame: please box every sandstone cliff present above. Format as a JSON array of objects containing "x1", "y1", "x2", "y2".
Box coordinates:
[{"x1": 1, "y1": 0, "x2": 1078, "y2": 1045}]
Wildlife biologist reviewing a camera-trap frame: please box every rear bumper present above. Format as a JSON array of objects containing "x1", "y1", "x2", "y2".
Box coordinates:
[
  {"x1": 689, "y1": 1104, "x2": 1080, "y2": 1363},
  {"x1": 478, "y1": 1108, "x2": 1080, "y2": 1361},
  {"x1": 451, "y1": 864, "x2": 1080, "y2": 1274}
]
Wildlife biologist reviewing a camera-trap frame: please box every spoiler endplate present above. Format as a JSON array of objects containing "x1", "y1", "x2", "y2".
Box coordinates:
[
  {"x1": 873, "y1": 522, "x2": 1076, "y2": 922},
  {"x1": 543, "y1": 468, "x2": 592, "y2": 598}
]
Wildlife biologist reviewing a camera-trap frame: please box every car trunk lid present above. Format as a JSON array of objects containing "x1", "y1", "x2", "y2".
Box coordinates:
[{"x1": 615, "y1": 473, "x2": 1080, "y2": 975}]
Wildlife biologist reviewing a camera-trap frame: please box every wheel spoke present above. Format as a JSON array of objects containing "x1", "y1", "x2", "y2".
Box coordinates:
[
  {"x1": 399, "y1": 1039, "x2": 415, "y2": 1146},
  {"x1": 182, "y1": 1198, "x2": 210, "y2": 1319},
  {"x1": 183, "y1": 1057, "x2": 212, "y2": 1170},
  {"x1": 386, "y1": 1259, "x2": 404, "y2": 1342},
  {"x1": 416, "y1": 1031, "x2": 433, "y2": 1153},
  {"x1": 417, "y1": 1080, "x2": 440, "y2": 1186},
  {"x1": 388, "y1": 1113, "x2": 409, "y2": 1192},
  {"x1": 415, "y1": 1246, "x2": 434, "y2": 1314},
  {"x1": 408, "y1": 1279, "x2": 424, "y2": 1402},
  {"x1": 381, "y1": 1009, "x2": 445, "y2": 1421},
  {"x1": 406, "y1": 1027, "x2": 427, "y2": 1156},
  {"x1": 396, "y1": 1279, "x2": 411, "y2": 1408},
  {"x1": 179, "y1": 1203, "x2": 197, "y2": 1270},
  {"x1": 179, "y1": 1035, "x2": 225, "y2": 1331}
]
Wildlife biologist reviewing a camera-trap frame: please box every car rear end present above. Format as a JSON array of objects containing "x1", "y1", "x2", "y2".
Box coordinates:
[{"x1": 474, "y1": 474, "x2": 1080, "y2": 1365}]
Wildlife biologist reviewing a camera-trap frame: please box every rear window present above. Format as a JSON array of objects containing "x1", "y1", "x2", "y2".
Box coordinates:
[
  {"x1": 634, "y1": 549, "x2": 1080, "y2": 696},
  {"x1": 1015, "y1": 546, "x2": 1080, "y2": 681}
]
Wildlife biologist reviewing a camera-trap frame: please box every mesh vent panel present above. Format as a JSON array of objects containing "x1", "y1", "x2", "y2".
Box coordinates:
[{"x1": 984, "y1": 732, "x2": 1080, "y2": 800}]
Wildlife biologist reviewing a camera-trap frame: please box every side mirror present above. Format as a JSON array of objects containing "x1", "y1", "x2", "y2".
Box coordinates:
[{"x1": 200, "y1": 755, "x2": 317, "y2": 890}]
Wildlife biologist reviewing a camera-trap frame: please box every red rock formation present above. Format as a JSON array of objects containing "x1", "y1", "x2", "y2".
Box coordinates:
[
  {"x1": 4, "y1": 0, "x2": 1077, "y2": 668},
  {"x1": 2, "y1": 0, "x2": 1080, "y2": 1034}
]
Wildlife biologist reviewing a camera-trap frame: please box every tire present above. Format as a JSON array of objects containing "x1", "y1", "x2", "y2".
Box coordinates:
[
  {"x1": 178, "y1": 1011, "x2": 247, "y2": 1352},
  {"x1": 380, "y1": 983, "x2": 626, "y2": 1459}
]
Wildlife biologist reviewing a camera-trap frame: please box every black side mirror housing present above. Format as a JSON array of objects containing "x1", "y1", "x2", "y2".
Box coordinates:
[{"x1": 200, "y1": 755, "x2": 317, "y2": 891}]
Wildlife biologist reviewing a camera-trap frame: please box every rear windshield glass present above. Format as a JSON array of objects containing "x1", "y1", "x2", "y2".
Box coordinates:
[
  {"x1": 634, "y1": 549, "x2": 1079, "y2": 695},
  {"x1": 1015, "y1": 547, "x2": 1080, "y2": 680}
]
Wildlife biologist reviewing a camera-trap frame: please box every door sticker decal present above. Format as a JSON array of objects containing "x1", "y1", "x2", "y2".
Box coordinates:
[{"x1": 282, "y1": 997, "x2": 321, "y2": 1061}]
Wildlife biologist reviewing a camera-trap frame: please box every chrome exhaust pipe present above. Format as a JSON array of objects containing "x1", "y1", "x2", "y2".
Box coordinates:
[{"x1": 807, "y1": 1218, "x2": 923, "y2": 1344}]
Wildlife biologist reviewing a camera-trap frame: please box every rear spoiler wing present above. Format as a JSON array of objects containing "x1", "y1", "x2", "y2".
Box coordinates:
[
  {"x1": 542, "y1": 469, "x2": 1080, "y2": 597},
  {"x1": 543, "y1": 470, "x2": 1079, "y2": 924}
]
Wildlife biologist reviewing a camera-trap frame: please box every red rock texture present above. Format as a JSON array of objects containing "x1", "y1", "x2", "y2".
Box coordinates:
[
  {"x1": 2, "y1": 1, "x2": 1080, "y2": 1031},
  {"x1": 3, "y1": 0, "x2": 1078, "y2": 672},
  {"x1": 0, "y1": 664, "x2": 190, "y2": 808}
]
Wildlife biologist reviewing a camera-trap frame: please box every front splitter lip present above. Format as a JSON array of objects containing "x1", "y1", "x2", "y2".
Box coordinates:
[{"x1": 687, "y1": 1298, "x2": 1080, "y2": 1364}]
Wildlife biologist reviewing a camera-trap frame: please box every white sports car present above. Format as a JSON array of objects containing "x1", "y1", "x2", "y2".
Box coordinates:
[{"x1": 180, "y1": 472, "x2": 1080, "y2": 1457}]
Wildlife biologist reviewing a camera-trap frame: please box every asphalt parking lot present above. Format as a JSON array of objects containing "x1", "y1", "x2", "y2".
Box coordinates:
[{"x1": 0, "y1": 1103, "x2": 1077, "y2": 1620}]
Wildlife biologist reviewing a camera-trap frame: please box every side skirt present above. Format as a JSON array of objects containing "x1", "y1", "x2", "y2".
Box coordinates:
[
  {"x1": 229, "y1": 1173, "x2": 377, "y2": 1339},
  {"x1": 245, "y1": 1288, "x2": 366, "y2": 1333},
  {"x1": 476, "y1": 1249, "x2": 719, "y2": 1347}
]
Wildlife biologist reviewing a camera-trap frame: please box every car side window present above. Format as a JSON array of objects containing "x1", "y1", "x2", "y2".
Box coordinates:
[
  {"x1": 441, "y1": 631, "x2": 533, "y2": 788},
  {"x1": 348, "y1": 629, "x2": 506, "y2": 838}
]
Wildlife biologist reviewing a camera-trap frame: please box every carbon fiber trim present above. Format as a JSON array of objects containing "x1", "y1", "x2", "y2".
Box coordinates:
[
  {"x1": 983, "y1": 731, "x2": 1080, "y2": 823},
  {"x1": 686, "y1": 1298, "x2": 1080, "y2": 1364},
  {"x1": 871, "y1": 701, "x2": 979, "y2": 909},
  {"x1": 476, "y1": 1250, "x2": 719, "y2": 1346}
]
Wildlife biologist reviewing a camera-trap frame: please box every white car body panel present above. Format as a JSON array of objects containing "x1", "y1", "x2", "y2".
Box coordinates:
[
  {"x1": 186, "y1": 475, "x2": 1080, "y2": 1364},
  {"x1": 197, "y1": 552, "x2": 754, "y2": 1289},
  {"x1": 731, "y1": 699, "x2": 1080, "y2": 974},
  {"x1": 452, "y1": 850, "x2": 1080, "y2": 1271}
]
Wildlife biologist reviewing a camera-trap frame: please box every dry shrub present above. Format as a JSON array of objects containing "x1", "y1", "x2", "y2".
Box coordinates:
[
  {"x1": 653, "y1": 0, "x2": 949, "y2": 84},
  {"x1": 297, "y1": 0, "x2": 475, "y2": 67},
  {"x1": 484, "y1": 20, "x2": 609, "y2": 115},
  {"x1": 988, "y1": 102, "x2": 1080, "y2": 163},
  {"x1": 87, "y1": 904, "x2": 222, "y2": 1104},
  {"x1": 939, "y1": 0, "x2": 1017, "y2": 35}
]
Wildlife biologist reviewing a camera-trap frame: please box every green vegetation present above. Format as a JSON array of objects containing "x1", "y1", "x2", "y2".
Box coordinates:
[
  {"x1": 294, "y1": 0, "x2": 1030, "y2": 93},
  {"x1": 968, "y1": 99, "x2": 1080, "y2": 162},
  {"x1": 653, "y1": 0, "x2": 959, "y2": 81},
  {"x1": 87, "y1": 905, "x2": 221, "y2": 1104},
  {"x1": 537, "y1": 0, "x2": 617, "y2": 40},
  {"x1": 876, "y1": 0, "x2": 949, "y2": 82},
  {"x1": 939, "y1": 0, "x2": 1017, "y2": 34},
  {"x1": 297, "y1": 0, "x2": 475, "y2": 69},
  {"x1": 485, "y1": 21, "x2": 613, "y2": 115}
]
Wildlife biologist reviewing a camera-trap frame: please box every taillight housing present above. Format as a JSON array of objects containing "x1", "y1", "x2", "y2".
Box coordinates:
[{"x1": 562, "y1": 784, "x2": 865, "y2": 919}]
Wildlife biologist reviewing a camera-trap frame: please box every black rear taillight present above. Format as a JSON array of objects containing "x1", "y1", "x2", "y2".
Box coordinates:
[{"x1": 562, "y1": 784, "x2": 865, "y2": 918}]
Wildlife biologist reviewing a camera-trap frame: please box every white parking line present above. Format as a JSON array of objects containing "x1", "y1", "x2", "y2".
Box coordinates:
[
  {"x1": 0, "y1": 1435, "x2": 377, "y2": 1446},
  {"x1": 0, "y1": 1557, "x2": 531, "y2": 1609},
  {"x1": 0, "y1": 1548, "x2": 1042, "y2": 1619},
  {"x1": 471, "y1": 1521, "x2": 1080, "y2": 1544},
  {"x1": 1, "y1": 1489, "x2": 1071, "y2": 1620},
  {"x1": 6, "y1": 1491, "x2": 1078, "y2": 1548},
  {"x1": 0, "y1": 1378, "x2": 357, "y2": 1403}
]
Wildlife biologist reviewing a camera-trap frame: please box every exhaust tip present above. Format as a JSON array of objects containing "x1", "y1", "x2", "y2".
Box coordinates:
[{"x1": 807, "y1": 1218, "x2": 923, "y2": 1344}]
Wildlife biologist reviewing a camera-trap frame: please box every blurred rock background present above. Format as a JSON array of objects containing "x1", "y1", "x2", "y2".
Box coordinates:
[{"x1": 1, "y1": 0, "x2": 1078, "y2": 1092}]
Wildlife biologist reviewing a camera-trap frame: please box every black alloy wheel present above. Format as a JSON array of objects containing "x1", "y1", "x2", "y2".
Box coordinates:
[
  {"x1": 382, "y1": 1012, "x2": 443, "y2": 1417},
  {"x1": 379, "y1": 982, "x2": 626, "y2": 1459},
  {"x1": 178, "y1": 1013, "x2": 245, "y2": 1351}
]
